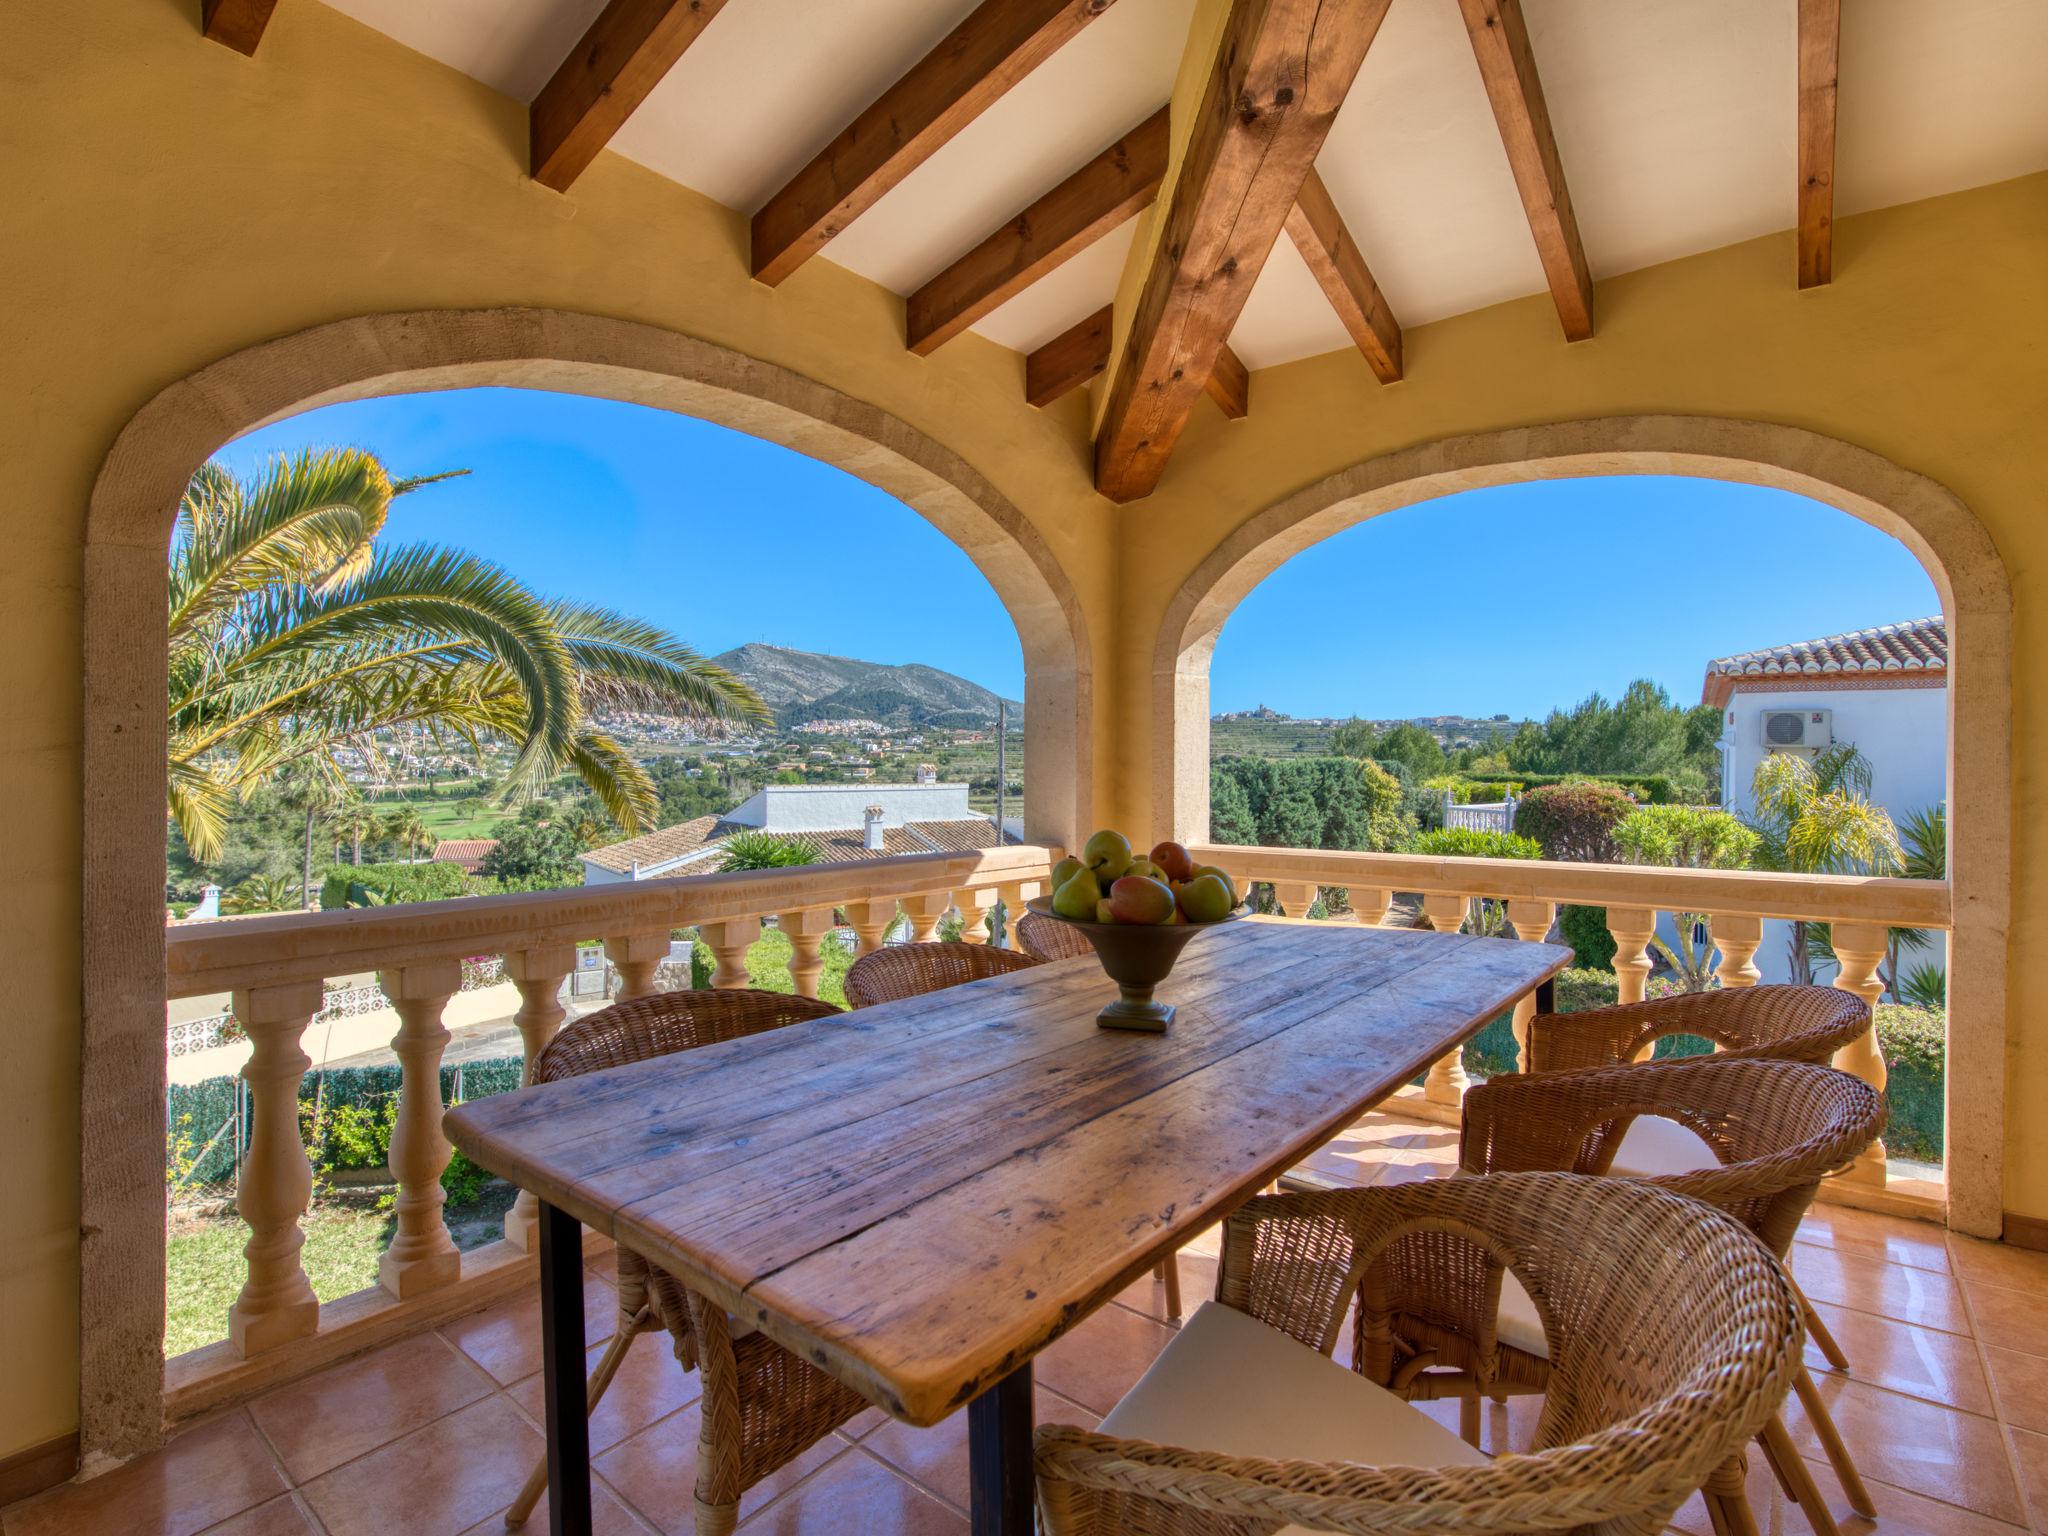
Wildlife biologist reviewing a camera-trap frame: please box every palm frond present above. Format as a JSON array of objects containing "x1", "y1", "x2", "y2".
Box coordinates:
[
  {"x1": 547, "y1": 603, "x2": 771, "y2": 727},
  {"x1": 168, "y1": 759, "x2": 234, "y2": 864},
  {"x1": 564, "y1": 730, "x2": 659, "y2": 833}
]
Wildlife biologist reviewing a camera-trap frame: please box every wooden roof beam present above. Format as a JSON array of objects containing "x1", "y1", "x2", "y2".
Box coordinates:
[
  {"x1": 1456, "y1": 0, "x2": 1593, "y2": 341},
  {"x1": 1797, "y1": 0, "x2": 1841, "y2": 288},
  {"x1": 1285, "y1": 168, "x2": 1401, "y2": 382},
  {"x1": 202, "y1": 0, "x2": 280, "y2": 55},
  {"x1": 530, "y1": 0, "x2": 734, "y2": 193},
  {"x1": 1025, "y1": 305, "x2": 1112, "y2": 407},
  {"x1": 1093, "y1": 0, "x2": 1391, "y2": 502},
  {"x1": 1204, "y1": 344, "x2": 1249, "y2": 419},
  {"x1": 751, "y1": 0, "x2": 1120, "y2": 288},
  {"x1": 908, "y1": 107, "x2": 1168, "y2": 357}
]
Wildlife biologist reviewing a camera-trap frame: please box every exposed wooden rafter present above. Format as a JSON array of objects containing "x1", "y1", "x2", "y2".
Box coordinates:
[
  {"x1": 1455, "y1": 0, "x2": 1593, "y2": 341},
  {"x1": 751, "y1": 0, "x2": 1120, "y2": 288},
  {"x1": 1797, "y1": 0, "x2": 1841, "y2": 288},
  {"x1": 1093, "y1": 0, "x2": 1392, "y2": 502},
  {"x1": 1285, "y1": 168, "x2": 1401, "y2": 382},
  {"x1": 1204, "y1": 344, "x2": 1249, "y2": 419},
  {"x1": 908, "y1": 107, "x2": 1169, "y2": 357},
  {"x1": 530, "y1": 0, "x2": 733, "y2": 193},
  {"x1": 201, "y1": 0, "x2": 279, "y2": 55},
  {"x1": 1025, "y1": 305, "x2": 1113, "y2": 407}
]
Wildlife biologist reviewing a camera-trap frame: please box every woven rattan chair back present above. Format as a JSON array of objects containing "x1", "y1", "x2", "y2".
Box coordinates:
[
  {"x1": 842, "y1": 939, "x2": 1041, "y2": 1009},
  {"x1": 530, "y1": 987, "x2": 841, "y2": 1085},
  {"x1": 1016, "y1": 908, "x2": 1096, "y2": 962},
  {"x1": 1524, "y1": 982, "x2": 1869, "y2": 1075},
  {"x1": 1035, "y1": 1172, "x2": 1804, "y2": 1536},
  {"x1": 1461, "y1": 1055, "x2": 1885, "y2": 1259}
]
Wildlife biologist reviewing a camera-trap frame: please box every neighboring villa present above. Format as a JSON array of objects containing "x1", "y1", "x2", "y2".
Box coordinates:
[
  {"x1": 580, "y1": 780, "x2": 1012, "y2": 885},
  {"x1": 1702, "y1": 616, "x2": 1948, "y2": 985},
  {"x1": 430, "y1": 838, "x2": 498, "y2": 874}
]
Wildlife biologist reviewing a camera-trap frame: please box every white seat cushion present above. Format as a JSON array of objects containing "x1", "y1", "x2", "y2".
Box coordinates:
[
  {"x1": 1094, "y1": 1301, "x2": 1487, "y2": 1533},
  {"x1": 1609, "y1": 1114, "x2": 1721, "y2": 1178},
  {"x1": 1495, "y1": 1271, "x2": 1549, "y2": 1359}
]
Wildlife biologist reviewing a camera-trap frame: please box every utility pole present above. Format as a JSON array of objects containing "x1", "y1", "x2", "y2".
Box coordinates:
[{"x1": 994, "y1": 700, "x2": 1007, "y2": 842}]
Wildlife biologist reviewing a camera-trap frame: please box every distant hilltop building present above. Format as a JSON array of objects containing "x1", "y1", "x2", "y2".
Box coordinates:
[{"x1": 580, "y1": 781, "x2": 1013, "y2": 884}]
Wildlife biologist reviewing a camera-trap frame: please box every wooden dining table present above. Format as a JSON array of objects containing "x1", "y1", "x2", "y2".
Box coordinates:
[{"x1": 445, "y1": 918, "x2": 1571, "y2": 1536}]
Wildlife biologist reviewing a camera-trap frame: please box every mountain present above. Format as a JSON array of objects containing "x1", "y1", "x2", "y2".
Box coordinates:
[{"x1": 709, "y1": 643, "x2": 1022, "y2": 730}]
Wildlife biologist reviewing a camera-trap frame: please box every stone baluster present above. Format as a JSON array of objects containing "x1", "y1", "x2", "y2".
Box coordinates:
[
  {"x1": 1713, "y1": 913, "x2": 1765, "y2": 990},
  {"x1": 995, "y1": 881, "x2": 1033, "y2": 948},
  {"x1": 953, "y1": 887, "x2": 998, "y2": 944},
  {"x1": 502, "y1": 945, "x2": 576, "y2": 1251},
  {"x1": 843, "y1": 899, "x2": 898, "y2": 955},
  {"x1": 1419, "y1": 892, "x2": 1472, "y2": 1105},
  {"x1": 377, "y1": 960, "x2": 463, "y2": 1299},
  {"x1": 604, "y1": 932, "x2": 669, "y2": 1001},
  {"x1": 1273, "y1": 881, "x2": 1320, "y2": 920},
  {"x1": 227, "y1": 980, "x2": 325, "y2": 1356},
  {"x1": 904, "y1": 891, "x2": 953, "y2": 943},
  {"x1": 699, "y1": 917, "x2": 761, "y2": 989},
  {"x1": 1506, "y1": 899, "x2": 1559, "y2": 1070},
  {"x1": 1346, "y1": 886, "x2": 1393, "y2": 927},
  {"x1": 1829, "y1": 921, "x2": 1891, "y2": 1186},
  {"x1": 1607, "y1": 907, "x2": 1657, "y2": 1007},
  {"x1": 779, "y1": 908, "x2": 838, "y2": 998}
]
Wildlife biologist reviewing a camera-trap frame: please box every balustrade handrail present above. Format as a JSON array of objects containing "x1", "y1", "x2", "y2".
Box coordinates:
[
  {"x1": 168, "y1": 843, "x2": 1061, "y2": 998},
  {"x1": 1190, "y1": 843, "x2": 1950, "y2": 929}
]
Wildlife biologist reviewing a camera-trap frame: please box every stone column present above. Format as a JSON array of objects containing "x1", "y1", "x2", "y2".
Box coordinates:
[
  {"x1": 1830, "y1": 920, "x2": 1891, "y2": 1186},
  {"x1": 1419, "y1": 892, "x2": 1472, "y2": 1105},
  {"x1": 953, "y1": 887, "x2": 998, "y2": 944},
  {"x1": 843, "y1": 900, "x2": 897, "y2": 955},
  {"x1": 377, "y1": 960, "x2": 464, "y2": 1299},
  {"x1": 700, "y1": 917, "x2": 761, "y2": 989},
  {"x1": 604, "y1": 931, "x2": 669, "y2": 1002},
  {"x1": 1347, "y1": 887, "x2": 1393, "y2": 927},
  {"x1": 227, "y1": 980, "x2": 325, "y2": 1356},
  {"x1": 1713, "y1": 914, "x2": 1765, "y2": 989},
  {"x1": 1607, "y1": 908, "x2": 1657, "y2": 1007},
  {"x1": 1273, "y1": 881, "x2": 1320, "y2": 920},
  {"x1": 502, "y1": 945, "x2": 575, "y2": 1251},
  {"x1": 995, "y1": 881, "x2": 1033, "y2": 948},
  {"x1": 778, "y1": 908, "x2": 838, "y2": 998},
  {"x1": 903, "y1": 892, "x2": 953, "y2": 943},
  {"x1": 1506, "y1": 899, "x2": 1559, "y2": 1070}
]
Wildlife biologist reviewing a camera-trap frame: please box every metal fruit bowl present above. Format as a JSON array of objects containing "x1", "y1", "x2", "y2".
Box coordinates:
[{"x1": 1025, "y1": 895, "x2": 1246, "y2": 1031}]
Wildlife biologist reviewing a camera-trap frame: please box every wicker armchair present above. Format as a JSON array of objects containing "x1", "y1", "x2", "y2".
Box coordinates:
[
  {"x1": 1035, "y1": 1172, "x2": 1804, "y2": 1536},
  {"x1": 506, "y1": 989, "x2": 867, "y2": 1535},
  {"x1": 1523, "y1": 981, "x2": 1869, "y2": 1075},
  {"x1": 1448, "y1": 1056, "x2": 1886, "y2": 1536},
  {"x1": 1016, "y1": 908, "x2": 1095, "y2": 962},
  {"x1": 842, "y1": 938, "x2": 1042, "y2": 1008}
]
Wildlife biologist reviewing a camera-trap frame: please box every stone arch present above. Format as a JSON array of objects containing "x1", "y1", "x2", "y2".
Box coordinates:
[
  {"x1": 80, "y1": 308, "x2": 1094, "y2": 1456},
  {"x1": 1153, "y1": 414, "x2": 2010, "y2": 1236}
]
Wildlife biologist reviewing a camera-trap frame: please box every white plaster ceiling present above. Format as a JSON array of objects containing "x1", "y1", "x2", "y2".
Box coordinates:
[{"x1": 324, "y1": 0, "x2": 2048, "y2": 369}]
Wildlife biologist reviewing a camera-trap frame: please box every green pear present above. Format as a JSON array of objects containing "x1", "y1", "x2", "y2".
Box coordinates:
[
  {"x1": 1189, "y1": 864, "x2": 1239, "y2": 908},
  {"x1": 1081, "y1": 828, "x2": 1133, "y2": 881},
  {"x1": 1051, "y1": 867, "x2": 1104, "y2": 921},
  {"x1": 1177, "y1": 872, "x2": 1235, "y2": 923},
  {"x1": 1125, "y1": 855, "x2": 1166, "y2": 883},
  {"x1": 1049, "y1": 855, "x2": 1084, "y2": 890}
]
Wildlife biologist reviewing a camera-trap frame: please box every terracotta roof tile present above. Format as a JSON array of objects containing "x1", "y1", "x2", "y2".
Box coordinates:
[
  {"x1": 1702, "y1": 616, "x2": 1945, "y2": 705},
  {"x1": 430, "y1": 838, "x2": 498, "y2": 872}
]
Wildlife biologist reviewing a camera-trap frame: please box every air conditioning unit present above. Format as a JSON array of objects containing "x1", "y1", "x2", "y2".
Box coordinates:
[{"x1": 1760, "y1": 708, "x2": 1832, "y2": 750}]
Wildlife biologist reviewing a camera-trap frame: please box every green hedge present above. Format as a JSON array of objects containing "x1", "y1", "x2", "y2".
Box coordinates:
[
  {"x1": 1461, "y1": 771, "x2": 1676, "y2": 805},
  {"x1": 319, "y1": 860, "x2": 472, "y2": 909},
  {"x1": 1877, "y1": 1004, "x2": 1944, "y2": 1162}
]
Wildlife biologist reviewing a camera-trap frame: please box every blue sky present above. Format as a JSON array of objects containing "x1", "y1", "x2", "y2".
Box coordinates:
[{"x1": 216, "y1": 387, "x2": 1938, "y2": 722}]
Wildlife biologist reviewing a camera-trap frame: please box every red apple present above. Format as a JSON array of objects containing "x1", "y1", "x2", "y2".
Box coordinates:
[
  {"x1": 1108, "y1": 874, "x2": 1178, "y2": 925},
  {"x1": 1150, "y1": 840, "x2": 1196, "y2": 883}
]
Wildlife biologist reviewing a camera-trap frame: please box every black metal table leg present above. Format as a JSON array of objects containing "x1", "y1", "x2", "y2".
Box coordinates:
[
  {"x1": 968, "y1": 1362, "x2": 1035, "y2": 1536},
  {"x1": 1536, "y1": 976, "x2": 1556, "y2": 1016},
  {"x1": 539, "y1": 1201, "x2": 592, "y2": 1536}
]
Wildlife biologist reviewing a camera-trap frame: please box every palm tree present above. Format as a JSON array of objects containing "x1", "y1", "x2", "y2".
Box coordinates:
[
  {"x1": 222, "y1": 874, "x2": 297, "y2": 914},
  {"x1": 1746, "y1": 745, "x2": 1902, "y2": 983},
  {"x1": 382, "y1": 805, "x2": 428, "y2": 864},
  {"x1": 276, "y1": 764, "x2": 346, "y2": 908},
  {"x1": 332, "y1": 798, "x2": 381, "y2": 866},
  {"x1": 167, "y1": 448, "x2": 768, "y2": 861}
]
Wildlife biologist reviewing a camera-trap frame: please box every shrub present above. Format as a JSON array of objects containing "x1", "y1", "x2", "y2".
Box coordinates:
[
  {"x1": 1877, "y1": 1004, "x2": 1945, "y2": 1162},
  {"x1": 1513, "y1": 782, "x2": 1636, "y2": 863},
  {"x1": 1612, "y1": 804, "x2": 1758, "y2": 870},
  {"x1": 1407, "y1": 828, "x2": 1543, "y2": 861},
  {"x1": 319, "y1": 860, "x2": 471, "y2": 909},
  {"x1": 1467, "y1": 771, "x2": 1675, "y2": 804},
  {"x1": 1553, "y1": 967, "x2": 1618, "y2": 1012},
  {"x1": 1559, "y1": 906, "x2": 1617, "y2": 969},
  {"x1": 1208, "y1": 757, "x2": 1404, "y2": 851}
]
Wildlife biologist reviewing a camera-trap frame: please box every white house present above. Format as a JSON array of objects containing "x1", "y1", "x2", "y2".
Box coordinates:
[{"x1": 1701, "y1": 616, "x2": 1948, "y2": 984}]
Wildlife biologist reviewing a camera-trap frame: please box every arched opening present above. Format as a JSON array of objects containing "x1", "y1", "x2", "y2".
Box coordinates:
[
  {"x1": 81, "y1": 308, "x2": 1093, "y2": 1454},
  {"x1": 1153, "y1": 416, "x2": 2011, "y2": 1237}
]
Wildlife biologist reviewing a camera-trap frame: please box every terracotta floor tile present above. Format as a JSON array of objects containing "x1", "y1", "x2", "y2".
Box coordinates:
[
  {"x1": 1949, "y1": 1235, "x2": 2048, "y2": 1292},
  {"x1": 1984, "y1": 1344, "x2": 2048, "y2": 1435},
  {"x1": 1672, "y1": 1445, "x2": 2027, "y2": 1536},
  {"x1": 1962, "y1": 1281, "x2": 2048, "y2": 1361},
  {"x1": 861, "y1": 1388, "x2": 1090, "y2": 1512},
  {"x1": 248, "y1": 1331, "x2": 494, "y2": 1481},
  {"x1": 455, "y1": 1479, "x2": 649, "y2": 1536},
  {"x1": 1791, "y1": 1245, "x2": 1971, "y2": 1335},
  {"x1": 0, "y1": 1411, "x2": 284, "y2": 1536},
  {"x1": 1796, "y1": 1206, "x2": 1952, "y2": 1274},
  {"x1": 298, "y1": 1395, "x2": 540, "y2": 1536},
  {"x1": 593, "y1": 1401, "x2": 845, "y2": 1535},
  {"x1": 439, "y1": 1270, "x2": 616, "y2": 1384},
  {"x1": 1035, "y1": 1302, "x2": 1176, "y2": 1416},
  {"x1": 192, "y1": 1494, "x2": 322, "y2": 1535},
  {"x1": 1118, "y1": 1250, "x2": 1218, "y2": 1322},
  {"x1": 1781, "y1": 1373, "x2": 2022, "y2": 1524},
  {"x1": 837, "y1": 1406, "x2": 888, "y2": 1440},
  {"x1": 506, "y1": 1333, "x2": 699, "y2": 1455},
  {"x1": 736, "y1": 1448, "x2": 963, "y2": 1534},
  {"x1": 1802, "y1": 1299, "x2": 1993, "y2": 1415},
  {"x1": 2009, "y1": 1427, "x2": 2048, "y2": 1515}
]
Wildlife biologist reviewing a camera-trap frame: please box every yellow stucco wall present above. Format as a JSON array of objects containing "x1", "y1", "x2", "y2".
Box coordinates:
[{"x1": 3, "y1": 0, "x2": 2043, "y2": 1462}]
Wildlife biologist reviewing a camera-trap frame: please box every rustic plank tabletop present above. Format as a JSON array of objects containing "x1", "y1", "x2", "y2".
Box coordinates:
[{"x1": 447, "y1": 919, "x2": 1571, "y2": 1536}]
